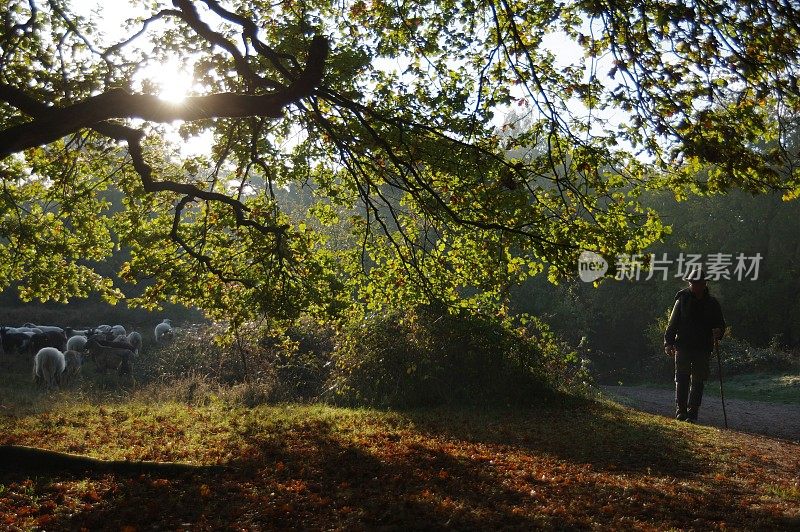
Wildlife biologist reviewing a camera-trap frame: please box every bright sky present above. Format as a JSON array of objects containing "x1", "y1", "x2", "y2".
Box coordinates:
[
  {"x1": 71, "y1": 0, "x2": 196, "y2": 102},
  {"x1": 69, "y1": 0, "x2": 212, "y2": 155},
  {"x1": 67, "y1": 0, "x2": 626, "y2": 158}
]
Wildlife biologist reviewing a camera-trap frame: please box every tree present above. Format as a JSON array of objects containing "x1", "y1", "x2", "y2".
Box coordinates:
[{"x1": 0, "y1": 0, "x2": 798, "y2": 323}]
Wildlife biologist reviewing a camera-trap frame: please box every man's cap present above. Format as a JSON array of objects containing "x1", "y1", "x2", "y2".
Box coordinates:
[{"x1": 683, "y1": 266, "x2": 708, "y2": 282}]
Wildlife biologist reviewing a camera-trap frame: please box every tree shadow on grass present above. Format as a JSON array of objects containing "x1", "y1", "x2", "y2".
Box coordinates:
[
  {"x1": 18, "y1": 401, "x2": 798, "y2": 530},
  {"x1": 402, "y1": 393, "x2": 704, "y2": 478}
]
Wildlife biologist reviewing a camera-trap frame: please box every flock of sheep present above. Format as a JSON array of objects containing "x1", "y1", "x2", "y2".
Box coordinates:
[{"x1": 0, "y1": 319, "x2": 175, "y2": 390}]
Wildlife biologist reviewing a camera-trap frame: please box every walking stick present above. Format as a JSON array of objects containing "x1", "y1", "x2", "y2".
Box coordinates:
[{"x1": 714, "y1": 339, "x2": 728, "y2": 429}]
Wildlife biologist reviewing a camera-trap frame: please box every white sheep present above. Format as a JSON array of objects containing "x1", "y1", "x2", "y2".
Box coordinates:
[
  {"x1": 65, "y1": 327, "x2": 93, "y2": 338},
  {"x1": 110, "y1": 324, "x2": 127, "y2": 337},
  {"x1": 24, "y1": 323, "x2": 65, "y2": 335},
  {"x1": 154, "y1": 319, "x2": 174, "y2": 343},
  {"x1": 127, "y1": 331, "x2": 143, "y2": 356},
  {"x1": 33, "y1": 347, "x2": 66, "y2": 390},
  {"x1": 66, "y1": 335, "x2": 88, "y2": 352}
]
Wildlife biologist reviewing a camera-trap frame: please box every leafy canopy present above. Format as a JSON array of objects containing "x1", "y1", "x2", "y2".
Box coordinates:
[{"x1": 0, "y1": 0, "x2": 798, "y2": 322}]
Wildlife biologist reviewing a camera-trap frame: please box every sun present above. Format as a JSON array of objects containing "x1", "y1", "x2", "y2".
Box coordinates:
[{"x1": 137, "y1": 57, "x2": 195, "y2": 103}]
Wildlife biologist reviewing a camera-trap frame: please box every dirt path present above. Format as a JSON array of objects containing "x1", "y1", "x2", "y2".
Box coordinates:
[{"x1": 601, "y1": 385, "x2": 800, "y2": 443}]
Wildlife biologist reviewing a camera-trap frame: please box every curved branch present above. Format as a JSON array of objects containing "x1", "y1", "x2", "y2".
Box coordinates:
[
  {"x1": 199, "y1": 0, "x2": 298, "y2": 78},
  {"x1": 0, "y1": 35, "x2": 328, "y2": 158},
  {"x1": 0, "y1": 81, "x2": 291, "y2": 240}
]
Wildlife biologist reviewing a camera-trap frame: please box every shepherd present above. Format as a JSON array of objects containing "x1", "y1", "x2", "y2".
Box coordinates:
[{"x1": 664, "y1": 266, "x2": 726, "y2": 423}]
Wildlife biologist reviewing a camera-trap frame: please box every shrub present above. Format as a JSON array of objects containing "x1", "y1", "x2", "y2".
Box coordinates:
[
  {"x1": 137, "y1": 323, "x2": 279, "y2": 385},
  {"x1": 268, "y1": 317, "x2": 335, "y2": 401},
  {"x1": 640, "y1": 331, "x2": 799, "y2": 381},
  {"x1": 717, "y1": 336, "x2": 799, "y2": 375},
  {"x1": 322, "y1": 305, "x2": 588, "y2": 408}
]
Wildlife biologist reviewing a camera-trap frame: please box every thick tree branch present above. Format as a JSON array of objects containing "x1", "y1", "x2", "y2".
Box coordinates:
[
  {"x1": 0, "y1": 35, "x2": 328, "y2": 158},
  {"x1": 0, "y1": 77, "x2": 293, "y2": 242}
]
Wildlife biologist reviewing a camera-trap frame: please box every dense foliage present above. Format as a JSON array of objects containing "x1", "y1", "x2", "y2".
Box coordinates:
[{"x1": 1, "y1": 0, "x2": 798, "y2": 322}]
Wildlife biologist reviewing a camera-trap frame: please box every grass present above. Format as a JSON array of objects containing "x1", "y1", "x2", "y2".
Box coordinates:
[
  {"x1": 703, "y1": 372, "x2": 800, "y2": 404},
  {"x1": 632, "y1": 371, "x2": 800, "y2": 404},
  {"x1": 1, "y1": 356, "x2": 799, "y2": 529}
]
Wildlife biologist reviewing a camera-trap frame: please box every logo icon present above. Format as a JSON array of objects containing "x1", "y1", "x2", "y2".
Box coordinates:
[{"x1": 578, "y1": 251, "x2": 608, "y2": 282}]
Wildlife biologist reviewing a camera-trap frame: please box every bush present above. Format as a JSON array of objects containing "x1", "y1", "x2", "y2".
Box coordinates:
[
  {"x1": 322, "y1": 305, "x2": 588, "y2": 408},
  {"x1": 269, "y1": 317, "x2": 335, "y2": 401},
  {"x1": 639, "y1": 332, "x2": 800, "y2": 382},
  {"x1": 136, "y1": 319, "x2": 334, "y2": 404},
  {"x1": 137, "y1": 323, "x2": 253, "y2": 383},
  {"x1": 717, "y1": 336, "x2": 799, "y2": 375}
]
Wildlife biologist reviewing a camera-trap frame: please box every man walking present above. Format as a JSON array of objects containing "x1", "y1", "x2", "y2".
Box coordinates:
[{"x1": 664, "y1": 267, "x2": 726, "y2": 422}]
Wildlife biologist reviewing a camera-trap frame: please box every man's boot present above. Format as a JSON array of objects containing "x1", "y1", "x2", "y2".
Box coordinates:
[
  {"x1": 675, "y1": 372, "x2": 690, "y2": 421},
  {"x1": 687, "y1": 377, "x2": 705, "y2": 423}
]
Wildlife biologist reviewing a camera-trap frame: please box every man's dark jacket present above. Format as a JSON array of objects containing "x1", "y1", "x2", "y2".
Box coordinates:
[{"x1": 664, "y1": 287, "x2": 726, "y2": 352}]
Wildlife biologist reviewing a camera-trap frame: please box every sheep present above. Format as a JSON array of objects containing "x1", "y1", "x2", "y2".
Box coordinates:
[
  {"x1": 154, "y1": 319, "x2": 174, "y2": 343},
  {"x1": 16, "y1": 325, "x2": 67, "y2": 351},
  {"x1": 7, "y1": 326, "x2": 38, "y2": 334},
  {"x1": 85, "y1": 337, "x2": 134, "y2": 375},
  {"x1": 25, "y1": 329, "x2": 67, "y2": 353},
  {"x1": 126, "y1": 331, "x2": 143, "y2": 356},
  {"x1": 91, "y1": 333, "x2": 135, "y2": 351},
  {"x1": 66, "y1": 334, "x2": 88, "y2": 353},
  {"x1": 33, "y1": 347, "x2": 66, "y2": 390},
  {"x1": 65, "y1": 327, "x2": 94, "y2": 338},
  {"x1": 0, "y1": 327, "x2": 30, "y2": 354},
  {"x1": 28, "y1": 331, "x2": 50, "y2": 353},
  {"x1": 44, "y1": 329, "x2": 67, "y2": 351},
  {"x1": 24, "y1": 324, "x2": 65, "y2": 335},
  {"x1": 110, "y1": 324, "x2": 127, "y2": 337},
  {"x1": 62, "y1": 350, "x2": 83, "y2": 383}
]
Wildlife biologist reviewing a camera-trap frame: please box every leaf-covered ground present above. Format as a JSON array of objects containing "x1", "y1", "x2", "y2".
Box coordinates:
[{"x1": 0, "y1": 395, "x2": 798, "y2": 530}]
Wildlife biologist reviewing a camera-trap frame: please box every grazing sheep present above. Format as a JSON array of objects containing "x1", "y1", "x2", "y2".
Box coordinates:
[
  {"x1": 24, "y1": 323, "x2": 64, "y2": 335},
  {"x1": 110, "y1": 324, "x2": 127, "y2": 337},
  {"x1": 16, "y1": 325, "x2": 67, "y2": 352},
  {"x1": 25, "y1": 323, "x2": 66, "y2": 336},
  {"x1": 33, "y1": 347, "x2": 66, "y2": 390},
  {"x1": 62, "y1": 350, "x2": 83, "y2": 383},
  {"x1": 154, "y1": 319, "x2": 174, "y2": 343},
  {"x1": 25, "y1": 329, "x2": 67, "y2": 353},
  {"x1": 92, "y1": 334, "x2": 135, "y2": 351},
  {"x1": 85, "y1": 337, "x2": 134, "y2": 375},
  {"x1": 65, "y1": 327, "x2": 94, "y2": 338},
  {"x1": 66, "y1": 335, "x2": 89, "y2": 353},
  {"x1": 28, "y1": 331, "x2": 50, "y2": 353},
  {"x1": 126, "y1": 331, "x2": 143, "y2": 356},
  {"x1": 44, "y1": 329, "x2": 68, "y2": 351},
  {"x1": 0, "y1": 327, "x2": 30, "y2": 354}
]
